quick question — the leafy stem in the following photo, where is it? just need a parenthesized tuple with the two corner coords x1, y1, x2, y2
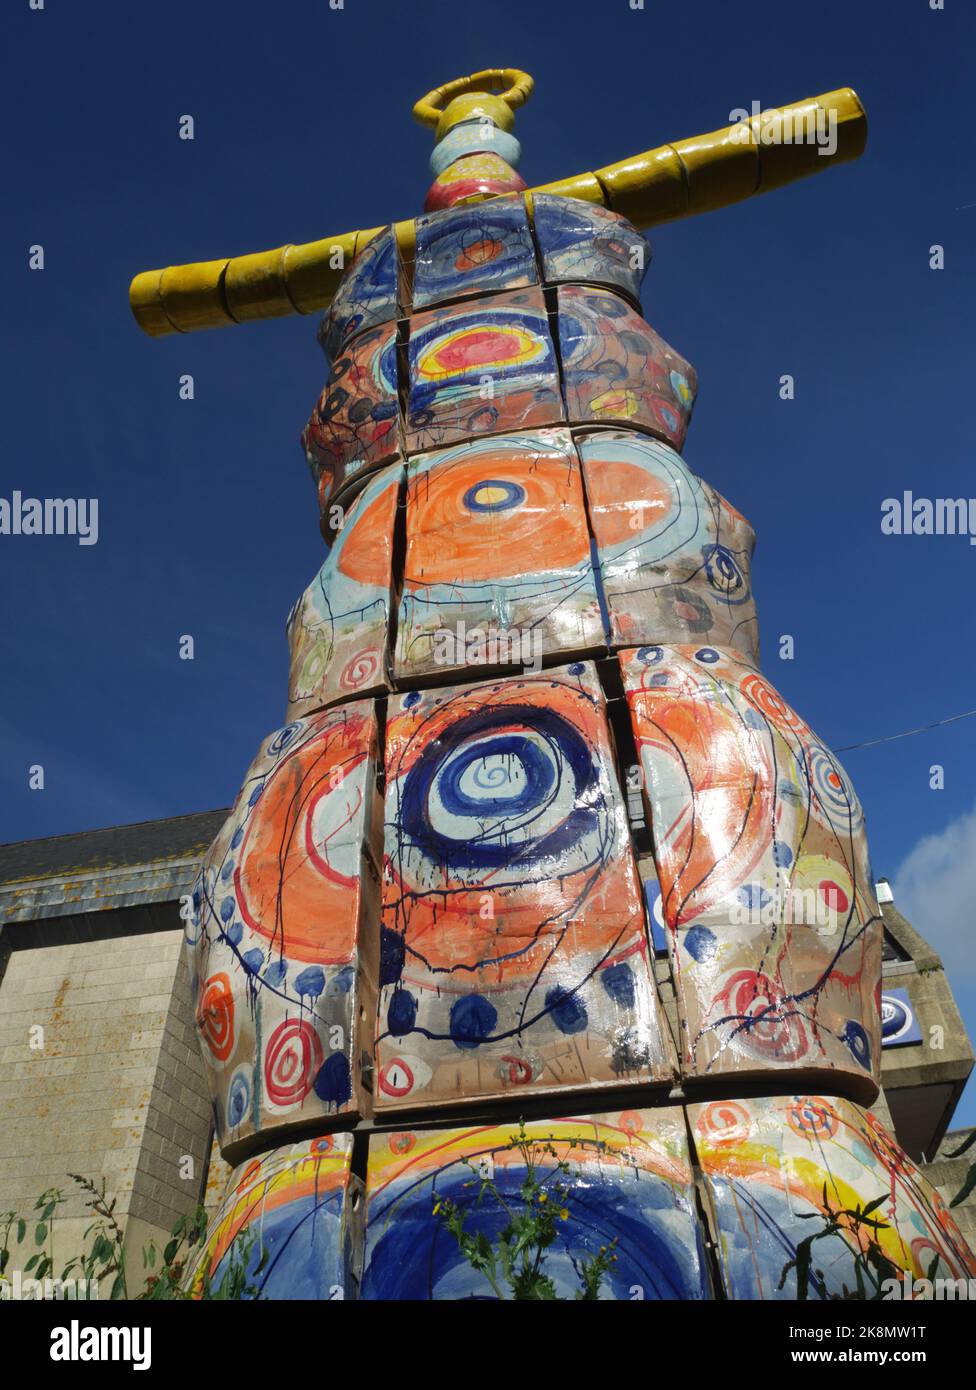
(433, 1120, 618, 1301)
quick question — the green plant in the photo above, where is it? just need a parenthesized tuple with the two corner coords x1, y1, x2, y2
(0, 1188, 64, 1288)
(144, 1209, 267, 1300)
(65, 1173, 130, 1298)
(141, 1203, 210, 1300)
(0, 1176, 264, 1300)
(0, 1207, 26, 1284)
(433, 1121, 618, 1300)
(777, 1187, 918, 1299)
(193, 1225, 267, 1300)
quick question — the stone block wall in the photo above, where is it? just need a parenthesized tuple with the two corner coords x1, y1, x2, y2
(0, 909, 213, 1293)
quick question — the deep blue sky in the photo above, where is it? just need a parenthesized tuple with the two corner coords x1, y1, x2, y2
(2, 1, 974, 1123)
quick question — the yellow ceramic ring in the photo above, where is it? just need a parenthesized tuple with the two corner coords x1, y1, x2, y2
(413, 68, 534, 136)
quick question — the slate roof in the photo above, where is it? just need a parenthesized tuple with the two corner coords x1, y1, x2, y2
(0, 809, 229, 885)
(0, 809, 229, 924)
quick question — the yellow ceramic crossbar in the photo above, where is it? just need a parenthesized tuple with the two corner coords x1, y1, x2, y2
(129, 87, 866, 338)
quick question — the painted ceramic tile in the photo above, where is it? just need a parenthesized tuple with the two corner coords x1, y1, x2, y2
(187, 702, 381, 1151)
(319, 227, 399, 364)
(428, 124, 522, 179)
(362, 1109, 707, 1299)
(424, 151, 527, 213)
(580, 430, 758, 662)
(394, 429, 604, 682)
(619, 645, 882, 1089)
(691, 1095, 976, 1300)
(405, 288, 562, 453)
(557, 286, 696, 449)
(302, 323, 400, 510)
(287, 463, 401, 716)
(412, 196, 537, 309)
(375, 663, 674, 1110)
(532, 194, 651, 302)
(189, 1133, 362, 1300)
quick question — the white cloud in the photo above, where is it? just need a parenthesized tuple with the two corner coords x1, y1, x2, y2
(893, 801, 976, 981)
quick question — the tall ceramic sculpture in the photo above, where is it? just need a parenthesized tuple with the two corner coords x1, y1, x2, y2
(131, 70, 976, 1299)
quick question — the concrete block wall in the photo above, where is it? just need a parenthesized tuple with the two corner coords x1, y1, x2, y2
(0, 917, 214, 1294)
(922, 1128, 976, 1253)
